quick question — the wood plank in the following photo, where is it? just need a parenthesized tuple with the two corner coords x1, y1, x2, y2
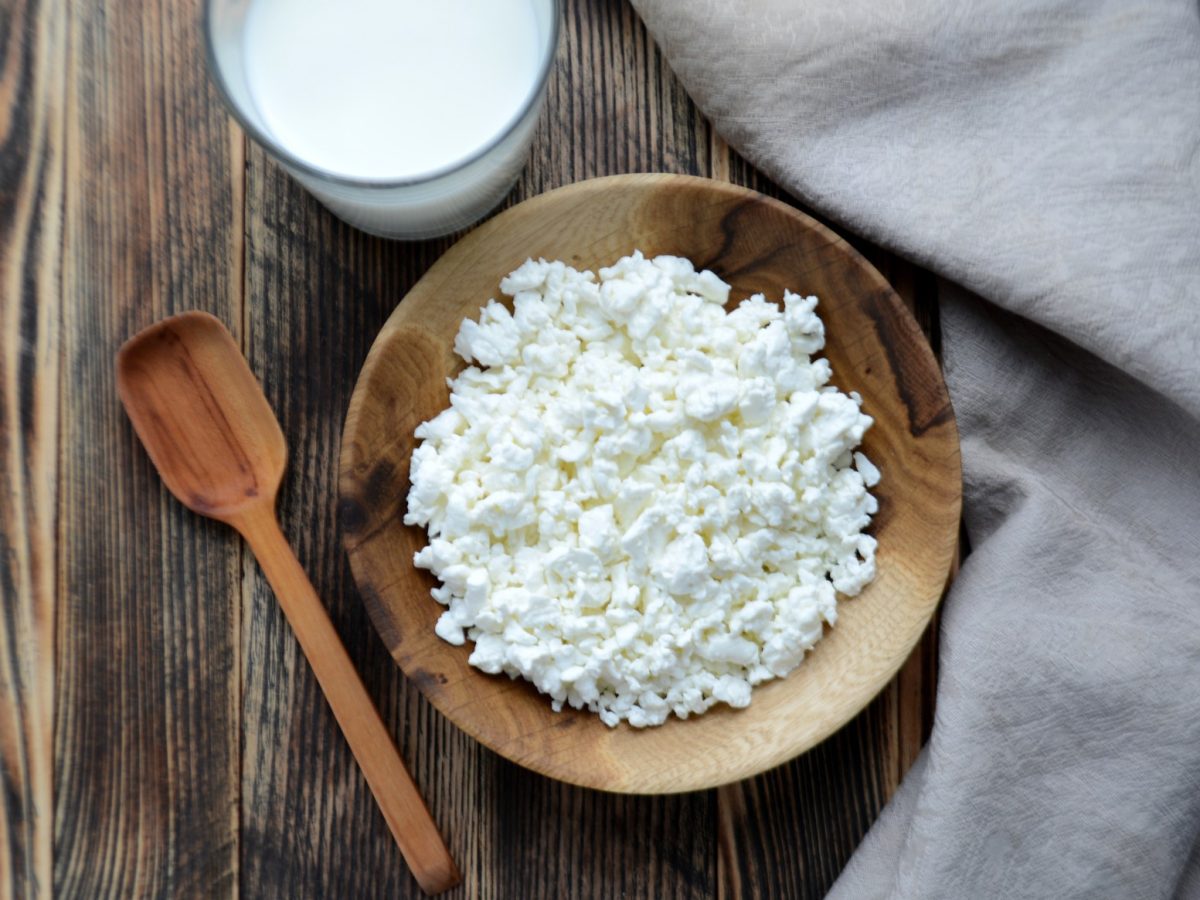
(0, 0, 65, 895)
(239, 153, 460, 896)
(239, 0, 717, 896)
(52, 0, 242, 894)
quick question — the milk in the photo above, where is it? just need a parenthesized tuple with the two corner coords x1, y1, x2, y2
(243, 0, 543, 180)
(207, 0, 555, 238)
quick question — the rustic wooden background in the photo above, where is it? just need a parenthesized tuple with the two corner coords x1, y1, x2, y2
(0, 0, 944, 896)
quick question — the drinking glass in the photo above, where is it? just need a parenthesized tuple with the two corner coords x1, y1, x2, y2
(204, 0, 560, 239)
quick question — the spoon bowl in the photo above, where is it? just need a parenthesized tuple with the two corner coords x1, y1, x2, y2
(117, 312, 284, 519)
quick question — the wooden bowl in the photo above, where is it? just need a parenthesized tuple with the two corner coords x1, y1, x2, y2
(338, 174, 960, 794)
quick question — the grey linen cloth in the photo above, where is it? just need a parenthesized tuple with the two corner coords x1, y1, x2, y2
(629, 1, 1200, 897)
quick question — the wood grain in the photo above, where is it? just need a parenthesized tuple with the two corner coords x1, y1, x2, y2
(53, 0, 243, 894)
(0, 0, 64, 894)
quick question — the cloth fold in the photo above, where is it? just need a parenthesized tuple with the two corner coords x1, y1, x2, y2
(629, 1, 1200, 896)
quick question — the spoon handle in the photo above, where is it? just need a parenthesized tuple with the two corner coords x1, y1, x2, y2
(235, 509, 460, 895)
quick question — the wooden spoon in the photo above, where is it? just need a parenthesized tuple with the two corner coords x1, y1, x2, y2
(116, 311, 459, 895)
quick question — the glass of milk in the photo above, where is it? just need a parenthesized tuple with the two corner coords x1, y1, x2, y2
(205, 0, 560, 239)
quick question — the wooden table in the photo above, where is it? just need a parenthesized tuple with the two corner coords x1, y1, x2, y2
(1, 0, 943, 896)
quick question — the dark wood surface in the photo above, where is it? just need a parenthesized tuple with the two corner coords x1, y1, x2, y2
(0, 0, 942, 897)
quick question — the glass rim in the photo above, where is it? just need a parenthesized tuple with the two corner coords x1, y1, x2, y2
(202, 0, 562, 188)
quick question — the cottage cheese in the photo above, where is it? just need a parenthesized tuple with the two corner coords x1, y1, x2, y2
(405, 253, 879, 727)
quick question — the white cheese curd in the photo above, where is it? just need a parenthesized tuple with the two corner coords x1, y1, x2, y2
(404, 252, 879, 727)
